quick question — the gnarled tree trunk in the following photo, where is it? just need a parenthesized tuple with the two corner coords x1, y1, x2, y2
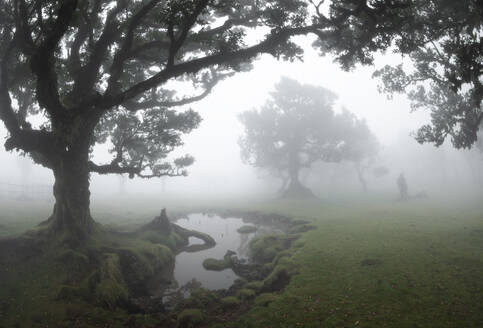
(40, 122, 97, 242)
(48, 155, 95, 239)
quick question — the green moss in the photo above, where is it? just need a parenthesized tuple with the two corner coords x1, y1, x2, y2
(186, 288, 219, 308)
(0, 225, 179, 327)
(253, 293, 278, 307)
(221, 296, 241, 308)
(244, 280, 264, 291)
(95, 253, 128, 308)
(237, 225, 257, 234)
(291, 219, 310, 226)
(55, 249, 89, 268)
(138, 229, 185, 250)
(177, 308, 204, 328)
(288, 224, 316, 234)
(237, 288, 256, 300)
(202, 257, 230, 271)
(56, 285, 81, 301)
(249, 234, 296, 263)
(118, 243, 173, 288)
(261, 257, 298, 293)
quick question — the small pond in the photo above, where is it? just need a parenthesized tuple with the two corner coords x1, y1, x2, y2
(173, 213, 278, 290)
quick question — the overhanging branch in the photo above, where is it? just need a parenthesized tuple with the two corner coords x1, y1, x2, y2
(88, 161, 187, 178)
(100, 24, 324, 110)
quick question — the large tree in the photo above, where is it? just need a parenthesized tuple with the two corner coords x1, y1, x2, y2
(0, 0, 481, 240)
(239, 77, 378, 197)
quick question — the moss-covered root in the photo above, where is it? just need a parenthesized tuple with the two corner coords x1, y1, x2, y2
(173, 223, 216, 253)
(202, 250, 235, 271)
(136, 210, 187, 250)
(177, 308, 204, 328)
(221, 296, 241, 309)
(237, 225, 257, 234)
(117, 243, 173, 294)
(94, 253, 129, 309)
(249, 234, 298, 263)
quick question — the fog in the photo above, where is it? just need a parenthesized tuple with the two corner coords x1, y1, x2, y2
(1, 37, 482, 205)
(1, 2, 482, 327)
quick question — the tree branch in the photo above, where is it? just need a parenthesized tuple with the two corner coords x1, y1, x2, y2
(30, 0, 78, 116)
(105, 0, 162, 96)
(100, 24, 323, 110)
(167, 0, 210, 67)
(88, 161, 186, 178)
(70, 2, 125, 100)
(1, 37, 57, 163)
(127, 15, 259, 61)
(123, 71, 229, 111)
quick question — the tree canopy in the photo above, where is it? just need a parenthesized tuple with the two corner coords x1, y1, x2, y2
(239, 77, 378, 197)
(368, 0, 482, 148)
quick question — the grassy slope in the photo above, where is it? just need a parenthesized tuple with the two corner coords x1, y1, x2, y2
(1, 195, 482, 327)
(223, 198, 483, 328)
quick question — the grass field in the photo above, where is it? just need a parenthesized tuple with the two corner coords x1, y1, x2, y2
(0, 194, 482, 327)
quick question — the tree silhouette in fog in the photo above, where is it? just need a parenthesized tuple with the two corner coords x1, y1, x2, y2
(0, 0, 480, 240)
(336, 111, 379, 192)
(239, 78, 378, 198)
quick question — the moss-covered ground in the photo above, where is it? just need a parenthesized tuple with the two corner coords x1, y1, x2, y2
(0, 194, 482, 327)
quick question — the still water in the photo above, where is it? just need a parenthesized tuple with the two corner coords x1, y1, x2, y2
(173, 213, 275, 290)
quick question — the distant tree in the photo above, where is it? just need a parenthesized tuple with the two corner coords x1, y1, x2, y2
(335, 110, 379, 192)
(0, 0, 480, 241)
(397, 172, 409, 200)
(239, 78, 378, 197)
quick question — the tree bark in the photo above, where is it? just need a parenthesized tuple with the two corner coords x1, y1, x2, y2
(44, 150, 95, 240)
(40, 123, 97, 242)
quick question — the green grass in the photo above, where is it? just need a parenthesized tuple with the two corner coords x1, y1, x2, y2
(222, 198, 483, 328)
(1, 195, 482, 327)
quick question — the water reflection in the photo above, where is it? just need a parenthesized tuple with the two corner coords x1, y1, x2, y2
(173, 213, 276, 290)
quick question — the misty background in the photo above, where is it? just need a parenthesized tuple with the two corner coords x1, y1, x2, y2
(1, 37, 482, 203)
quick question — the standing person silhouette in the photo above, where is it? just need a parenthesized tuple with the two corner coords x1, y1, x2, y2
(397, 173, 408, 200)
